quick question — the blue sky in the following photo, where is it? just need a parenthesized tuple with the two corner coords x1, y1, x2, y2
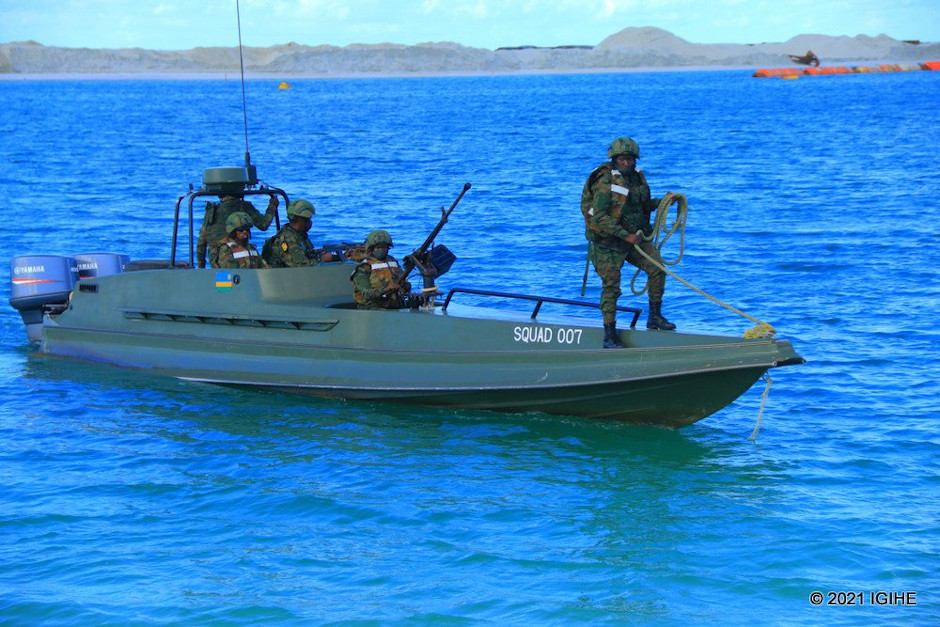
(1, 0, 937, 50)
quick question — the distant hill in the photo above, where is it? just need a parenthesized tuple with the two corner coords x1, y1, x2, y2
(1, 27, 937, 77)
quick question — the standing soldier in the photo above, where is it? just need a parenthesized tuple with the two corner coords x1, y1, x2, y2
(351, 230, 412, 309)
(582, 137, 676, 349)
(262, 199, 334, 267)
(197, 194, 278, 268)
(215, 212, 266, 269)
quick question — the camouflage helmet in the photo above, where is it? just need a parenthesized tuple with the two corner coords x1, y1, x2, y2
(608, 137, 640, 159)
(225, 211, 253, 234)
(287, 199, 315, 219)
(365, 229, 393, 248)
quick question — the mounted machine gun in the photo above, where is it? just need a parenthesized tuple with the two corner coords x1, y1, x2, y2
(401, 182, 471, 305)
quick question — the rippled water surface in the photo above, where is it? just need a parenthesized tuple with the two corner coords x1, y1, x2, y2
(1, 70, 939, 624)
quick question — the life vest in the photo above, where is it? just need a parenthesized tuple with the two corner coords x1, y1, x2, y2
(580, 163, 651, 238)
(352, 256, 402, 306)
(222, 239, 263, 269)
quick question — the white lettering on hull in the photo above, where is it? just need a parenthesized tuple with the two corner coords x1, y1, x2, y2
(513, 326, 583, 345)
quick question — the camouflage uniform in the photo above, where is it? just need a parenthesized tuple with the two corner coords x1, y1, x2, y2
(197, 195, 278, 268)
(582, 162, 667, 324)
(264, 224, 319, 268)
(344, 245, 369, 263)
(351, 254, 412, 309)
(351, 230, 412, 309)
(216, 236, 265, 269)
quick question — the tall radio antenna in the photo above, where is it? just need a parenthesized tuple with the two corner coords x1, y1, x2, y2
(236, 0, 251, 172)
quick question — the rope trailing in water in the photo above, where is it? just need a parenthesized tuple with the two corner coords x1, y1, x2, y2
(748, 374, 773, 441)
(631, 192, 777, 339)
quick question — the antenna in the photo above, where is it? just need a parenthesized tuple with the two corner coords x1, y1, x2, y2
(235, 0, 256, 184)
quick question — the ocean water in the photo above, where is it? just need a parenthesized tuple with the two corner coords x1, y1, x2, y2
(1, 69, 938, 624)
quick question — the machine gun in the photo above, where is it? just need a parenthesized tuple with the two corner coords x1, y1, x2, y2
(402, 182, 471, 303)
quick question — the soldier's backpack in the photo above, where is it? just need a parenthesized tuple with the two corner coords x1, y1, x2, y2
(580, 163, 612, 235)
(261, 235, 284, 268)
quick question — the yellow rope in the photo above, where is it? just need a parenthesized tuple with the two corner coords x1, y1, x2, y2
(629, 192, 689, 296)
(631, 192, 776, 339)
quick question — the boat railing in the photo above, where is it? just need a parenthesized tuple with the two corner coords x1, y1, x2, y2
(441, 287, 642, 327)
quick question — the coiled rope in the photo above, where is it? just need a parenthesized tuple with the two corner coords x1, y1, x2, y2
(629, 192, 689, 295)
(632, 192, 776, 340)
(640, 195, 777, 439)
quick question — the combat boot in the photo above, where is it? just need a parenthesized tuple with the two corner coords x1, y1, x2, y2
(603, 322, 625, 349)
(646, 302, 676, 331)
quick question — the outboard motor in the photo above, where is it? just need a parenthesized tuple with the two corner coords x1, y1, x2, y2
(9, 255, 77, 343)
(73, 253, 130, 279)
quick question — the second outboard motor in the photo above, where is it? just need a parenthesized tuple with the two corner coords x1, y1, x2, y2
(9, 255, 77, 343)
(74, 253, 130, 279)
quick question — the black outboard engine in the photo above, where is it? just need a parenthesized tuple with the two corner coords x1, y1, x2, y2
(9, 255, 77, 343)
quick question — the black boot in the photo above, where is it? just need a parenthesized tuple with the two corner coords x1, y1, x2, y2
(603, 322, 625, 348)
(647, 302, 676, 331)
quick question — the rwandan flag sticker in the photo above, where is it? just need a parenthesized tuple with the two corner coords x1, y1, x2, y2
(215, 271, 234, 292)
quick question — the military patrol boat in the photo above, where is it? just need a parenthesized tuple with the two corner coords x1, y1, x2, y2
(9, 165, 803, 429)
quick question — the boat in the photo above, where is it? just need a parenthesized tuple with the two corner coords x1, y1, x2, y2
(9, 163, 804, 429)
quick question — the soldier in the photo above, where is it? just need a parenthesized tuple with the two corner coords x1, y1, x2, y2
(581, 137, 676, 348)
(262, 199, 334, 267)
(215, 212, 266, 269)
(197, 193, 278, 268)
(350, 229, 412, 309)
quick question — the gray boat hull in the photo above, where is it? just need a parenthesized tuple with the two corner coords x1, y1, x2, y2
(37, 263, 804, 428)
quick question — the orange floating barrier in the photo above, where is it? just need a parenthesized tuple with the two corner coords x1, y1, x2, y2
(752, 67, 802, 78)
(804, 66, 851, 75)
(754, 62, 935, 78)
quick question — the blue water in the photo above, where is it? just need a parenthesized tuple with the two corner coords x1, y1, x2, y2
(1, 70, 939, 624)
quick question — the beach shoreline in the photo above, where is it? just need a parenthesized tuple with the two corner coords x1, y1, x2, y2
(4, 28, 934, 82)
(0, 64, 848, 81)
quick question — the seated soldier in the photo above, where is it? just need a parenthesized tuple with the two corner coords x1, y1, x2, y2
(214, 212, 266, 269)
(350, 230, 412, 309)
(262, 199, 334, 267)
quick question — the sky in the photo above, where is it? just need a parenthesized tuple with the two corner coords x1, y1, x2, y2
(0, 0, 937, 50)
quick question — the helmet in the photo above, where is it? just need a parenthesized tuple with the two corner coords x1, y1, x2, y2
(225, 211, 253, 234)
(365, 229, 393, 248)
(607, 137, 640, 159)
(287, 199, 315, 219)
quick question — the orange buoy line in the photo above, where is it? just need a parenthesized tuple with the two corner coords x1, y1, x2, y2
(753, 61, 940, 78)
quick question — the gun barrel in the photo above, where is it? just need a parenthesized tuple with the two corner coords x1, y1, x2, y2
(402, 182, 471, 280)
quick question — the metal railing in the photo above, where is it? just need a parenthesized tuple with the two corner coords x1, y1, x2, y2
(441, 287, 642, 327)
(170, 187, 290, 268)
